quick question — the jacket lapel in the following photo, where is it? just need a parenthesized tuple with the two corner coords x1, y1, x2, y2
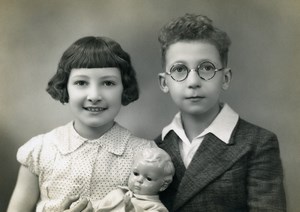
(173, 132, 250, 210)
(157, 132, 186, 181)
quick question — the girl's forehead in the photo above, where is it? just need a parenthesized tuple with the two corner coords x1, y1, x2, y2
(69, 67, 121, 77)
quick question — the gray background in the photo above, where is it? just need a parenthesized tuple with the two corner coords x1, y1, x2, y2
(0, 0, 299, 211)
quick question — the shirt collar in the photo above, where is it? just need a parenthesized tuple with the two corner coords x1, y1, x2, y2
(162, 103, 239, 144)
(118, 186, 160, 202)
(55, 122, 130, 155)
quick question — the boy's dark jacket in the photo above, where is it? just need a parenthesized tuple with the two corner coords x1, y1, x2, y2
(155, 118, 286, 212)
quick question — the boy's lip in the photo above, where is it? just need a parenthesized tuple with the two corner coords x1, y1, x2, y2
(185, 96, 205, 102)
(186, 96, 204, 99)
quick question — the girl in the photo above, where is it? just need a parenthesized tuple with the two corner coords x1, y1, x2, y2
(7, 36, 155, 212)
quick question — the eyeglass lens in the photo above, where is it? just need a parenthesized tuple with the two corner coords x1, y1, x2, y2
(170, 61, 217, 81)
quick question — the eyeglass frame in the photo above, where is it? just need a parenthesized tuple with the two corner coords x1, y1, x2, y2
(165, 61, 226, 82)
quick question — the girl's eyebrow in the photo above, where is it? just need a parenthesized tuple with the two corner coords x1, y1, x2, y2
(70, 75, 120, 79)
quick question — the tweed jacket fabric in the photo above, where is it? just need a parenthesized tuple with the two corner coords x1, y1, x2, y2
(155, 118, 286, 212)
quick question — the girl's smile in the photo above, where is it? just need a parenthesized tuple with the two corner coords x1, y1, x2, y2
(67, 67, 123, 139)
(83, 106, 108, 113)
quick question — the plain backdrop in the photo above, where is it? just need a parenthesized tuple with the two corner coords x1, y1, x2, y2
(0, 0, 299, 211)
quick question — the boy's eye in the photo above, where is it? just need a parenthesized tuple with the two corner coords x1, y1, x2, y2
(133, 172, 139, 176)
(74, 80, 88, 86)
(103, 80, 116, 87)
(200, 62, 215, 72)
(146, 177, 152, 181)
(172, 64, 187, 73)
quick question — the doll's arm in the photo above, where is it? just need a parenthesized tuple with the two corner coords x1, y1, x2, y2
(247, 133, 286, 211)
(7, 165, 39, 212)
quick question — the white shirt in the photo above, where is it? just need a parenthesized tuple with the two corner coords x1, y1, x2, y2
(161, 103, 239, 167)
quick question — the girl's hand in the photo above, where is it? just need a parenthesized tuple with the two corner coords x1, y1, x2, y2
(123, 194, 134, 212)
(61, 195, 94, 212)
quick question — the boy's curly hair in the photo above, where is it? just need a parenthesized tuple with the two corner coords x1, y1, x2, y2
(46, 36, 139, 106)
(158, 13, 231, 67)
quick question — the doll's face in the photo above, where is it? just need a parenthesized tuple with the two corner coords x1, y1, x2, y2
(128, 160, 166, 195)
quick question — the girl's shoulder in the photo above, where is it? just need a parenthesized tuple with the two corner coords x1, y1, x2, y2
(17, 122, 72, 166)
(114, 123, 156, 149)
(24, 122, 72, 145)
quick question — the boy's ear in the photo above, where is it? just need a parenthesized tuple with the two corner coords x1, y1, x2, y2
(158, 73, 169, 93)
(222, 68, 232, 90)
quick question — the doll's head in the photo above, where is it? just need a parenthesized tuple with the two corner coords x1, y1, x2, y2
(128, 147, 175, 196)
(46, 36, 139, 106)
(158, 13, 231, 67)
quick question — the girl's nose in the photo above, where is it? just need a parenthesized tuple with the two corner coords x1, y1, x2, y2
(187, 69, 202, 89)
(87, 87, 101, 103)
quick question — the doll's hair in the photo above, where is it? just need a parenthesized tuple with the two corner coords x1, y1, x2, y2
(158, 13, 231, 67)
(46, 36, 139, 105)
(135, 148, 175, 185)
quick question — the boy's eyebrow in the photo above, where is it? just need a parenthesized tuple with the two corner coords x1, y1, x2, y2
(171, 59, 220, 66)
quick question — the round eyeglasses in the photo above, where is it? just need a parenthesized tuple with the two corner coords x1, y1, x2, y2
(166, 61, 225, 82)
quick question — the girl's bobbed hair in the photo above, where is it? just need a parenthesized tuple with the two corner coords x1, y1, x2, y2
(46, 36, 139, 106)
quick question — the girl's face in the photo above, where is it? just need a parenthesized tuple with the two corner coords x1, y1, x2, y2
(159, 41, 231, 119)
(67, 68, 123, 139)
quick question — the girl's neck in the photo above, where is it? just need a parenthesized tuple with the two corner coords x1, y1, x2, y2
(181, 104, 221, 141)
(73, 121, 115, 140)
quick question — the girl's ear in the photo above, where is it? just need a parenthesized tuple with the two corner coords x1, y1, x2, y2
(158, 73, 169, 93)
(222, 68, 232, 90)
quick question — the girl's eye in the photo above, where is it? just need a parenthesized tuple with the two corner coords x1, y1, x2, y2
(146, 177, 152, 181)
(103, 81, 116, 87)
(74, 81, 87, 86)
(133, 172, 139, 176)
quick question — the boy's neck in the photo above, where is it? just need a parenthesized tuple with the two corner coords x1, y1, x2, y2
(180, 105, 221, 141)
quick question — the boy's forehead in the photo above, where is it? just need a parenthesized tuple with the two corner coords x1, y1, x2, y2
(165, 41, 221, 65)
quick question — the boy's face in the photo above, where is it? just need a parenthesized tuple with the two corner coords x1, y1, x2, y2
(159, 41, 231, 118)
(128, 160, 166, 195)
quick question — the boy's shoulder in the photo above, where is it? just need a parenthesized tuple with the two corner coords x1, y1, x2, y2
(235, 118, 276, 138)
(155, 117, 277, 145)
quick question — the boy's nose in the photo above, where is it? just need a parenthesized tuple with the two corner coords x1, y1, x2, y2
(187, 69, 202, 88)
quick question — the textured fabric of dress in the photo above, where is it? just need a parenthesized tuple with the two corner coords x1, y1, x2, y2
(17, 122, 155, 211)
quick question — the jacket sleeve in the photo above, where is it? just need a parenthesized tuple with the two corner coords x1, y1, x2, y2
(247, 131, 286, 211)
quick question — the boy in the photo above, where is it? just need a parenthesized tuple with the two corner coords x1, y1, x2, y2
(94, 147, 175, 211)
(155, 13, 286, 212)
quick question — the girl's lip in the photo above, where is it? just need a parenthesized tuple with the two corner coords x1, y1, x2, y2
(83, 107, 107, 112)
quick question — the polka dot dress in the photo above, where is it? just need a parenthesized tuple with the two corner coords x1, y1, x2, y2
(17, 122, 155, 211)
